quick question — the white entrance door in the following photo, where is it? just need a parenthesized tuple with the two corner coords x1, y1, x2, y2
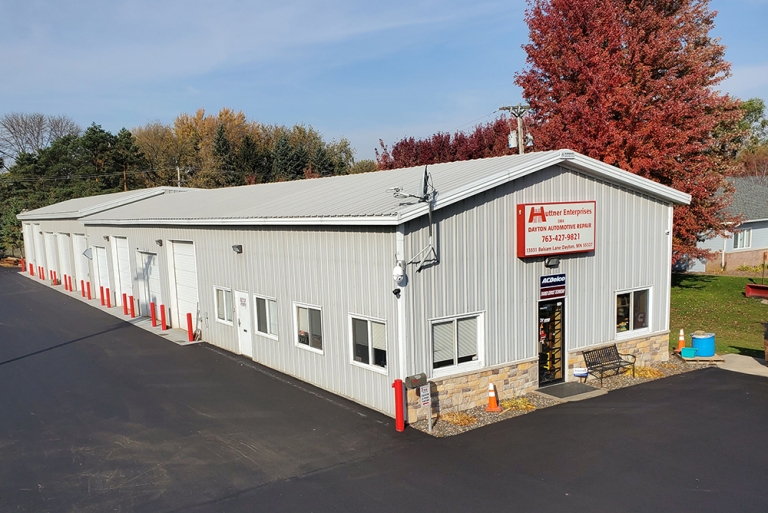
(169, 241, 199, 329)
(113, 236, 132, 305)
(235, 291, 253, 357)
(137, 251, 162, 317)
(43, 232, 58, 280)
(72, 234, 89, 291)
(94, 246, 110, 300)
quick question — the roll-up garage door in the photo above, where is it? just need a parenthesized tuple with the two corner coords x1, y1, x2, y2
(72, 234, 89, 291)
(43, 232, 59, 280)
(137, 251, 162, 317)
(94, 246, 110, 300)
(23, 224, 34, 266)
(113, 236, 132, 306)
(33, 225, 45, 274)
(170, 241, 199, 329)
(56, 233, 72, 282)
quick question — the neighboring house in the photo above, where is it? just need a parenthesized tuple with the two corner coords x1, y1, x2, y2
(688, 177, 768, 273)
(18, 150, 690, 421)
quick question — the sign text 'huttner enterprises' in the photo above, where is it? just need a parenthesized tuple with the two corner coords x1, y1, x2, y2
(516, 201, 596, 258)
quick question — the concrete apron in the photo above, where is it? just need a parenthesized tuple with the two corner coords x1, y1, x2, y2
(18, 271, 196, 347)
(717, 353, 768, 378)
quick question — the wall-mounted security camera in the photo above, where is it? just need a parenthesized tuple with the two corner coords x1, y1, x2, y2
(393, 288, 401, 297)
(392, 260, 406, 286)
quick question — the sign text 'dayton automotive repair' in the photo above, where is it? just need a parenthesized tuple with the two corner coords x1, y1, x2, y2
(516, 201, 596, 258)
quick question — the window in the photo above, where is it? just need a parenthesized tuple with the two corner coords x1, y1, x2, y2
(616, 288, 649, 334)
(295, 303, 323, 352)
(431, 314, 481, 371)
(255, 295, 278, 338)
(350, 316, 387, 370)
(215, 287, 233, 324)
(734, 229, 751, 249)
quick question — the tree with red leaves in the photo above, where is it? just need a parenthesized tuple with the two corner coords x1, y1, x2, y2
(515, 0, 744, 261)
(376, 117, 519, 170)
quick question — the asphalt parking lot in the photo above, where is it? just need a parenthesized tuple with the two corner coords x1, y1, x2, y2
(2, 266, 767, 513)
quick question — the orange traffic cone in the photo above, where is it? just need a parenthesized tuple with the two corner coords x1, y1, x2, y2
(676, 329, 685, 353)
(485, 383, 502, 412)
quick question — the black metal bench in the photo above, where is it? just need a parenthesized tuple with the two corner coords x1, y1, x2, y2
(582, 345, 636, 385)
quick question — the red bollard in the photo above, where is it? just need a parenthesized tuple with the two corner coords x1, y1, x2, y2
(392, 379, 405, 432)
(69, 276, 73, 292)
(122, 293, 128, 315)
(86, 282, 92, 300)
(186, 312, 194, 342)
(40, 267, 44, 280)
(81, 280, 85, 297)
(129, 296, 135, 318)
(63, 274, 68, 291)
(160, 305, 167, 330)
(150, 302, 157, 327)
(106, 288, 111, 308)
(52, 270, 57, 284)
(20, 258, 25, 272)
(30, 263, 35, 276)
(99, 286, 105, 305)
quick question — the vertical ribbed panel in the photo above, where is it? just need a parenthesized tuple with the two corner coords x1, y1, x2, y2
(79, 223, 398, 415)
(404, 165, 673, 378)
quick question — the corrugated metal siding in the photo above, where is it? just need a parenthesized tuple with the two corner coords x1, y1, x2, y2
(403, 165, 673, 378)
(83, 224, 399, 415)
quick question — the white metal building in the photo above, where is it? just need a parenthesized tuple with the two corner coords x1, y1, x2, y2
(18, 150, 690, 419)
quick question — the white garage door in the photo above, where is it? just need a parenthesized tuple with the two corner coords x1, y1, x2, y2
(137, 251, 162, 317)
(56, 233, 72, 282)
(43, 232, 59, 280)
(94, 246, 110, 300)
(23, 224, 34, 267)
(33, 224, 45, 272)
(72, 234, 89, 291)
(113, 236, 132, 306)
(170, 241, 199, 329)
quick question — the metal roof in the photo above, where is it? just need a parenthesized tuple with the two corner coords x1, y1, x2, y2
(726, 177, 768, 223)
(17, 187, 190, 220)
(77, 150, 690, 227)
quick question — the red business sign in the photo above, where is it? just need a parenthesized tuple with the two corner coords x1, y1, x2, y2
(517, 201, 596, 258)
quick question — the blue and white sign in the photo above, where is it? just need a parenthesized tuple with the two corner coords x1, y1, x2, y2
(540, 274, 566, 299)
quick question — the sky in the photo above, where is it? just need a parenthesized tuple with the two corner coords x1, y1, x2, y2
(1, 0, 767, 161)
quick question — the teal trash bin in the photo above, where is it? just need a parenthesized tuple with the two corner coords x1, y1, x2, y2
(691, 333, 715, 357)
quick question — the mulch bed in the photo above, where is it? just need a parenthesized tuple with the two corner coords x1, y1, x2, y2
(408, 355, 712, 438)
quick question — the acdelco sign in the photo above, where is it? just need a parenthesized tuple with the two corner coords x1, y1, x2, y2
(540, 273, 566, 300)
(516, 201, 596, 258)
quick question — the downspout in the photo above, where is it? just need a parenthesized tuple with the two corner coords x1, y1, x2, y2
(396, 224, 408, 381)
(722, 237, 726, 270)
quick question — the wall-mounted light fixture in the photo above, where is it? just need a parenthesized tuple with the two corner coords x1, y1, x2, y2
(544, 257, 560, 268)
(232, 244, 243, 254)
(155, 239, 163, 246)
(103, 235, 110, 241)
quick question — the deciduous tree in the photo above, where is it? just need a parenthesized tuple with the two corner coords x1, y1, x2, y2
(515, 0, 743, 261)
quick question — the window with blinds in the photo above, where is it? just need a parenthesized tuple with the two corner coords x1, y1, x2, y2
(351, 316, 387, 369)
(432, 315, 479, 369)
(255, 295, 278, 337)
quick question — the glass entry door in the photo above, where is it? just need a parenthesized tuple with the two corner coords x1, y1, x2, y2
(538, 299, 565, 386)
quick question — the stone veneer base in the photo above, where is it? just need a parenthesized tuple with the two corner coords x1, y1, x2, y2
(406, 331, 669, 423)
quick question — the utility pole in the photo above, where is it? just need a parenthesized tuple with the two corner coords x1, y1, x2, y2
(499, 103, 530, 154)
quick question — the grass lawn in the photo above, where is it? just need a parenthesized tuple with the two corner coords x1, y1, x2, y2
(670, 274, 768, 357)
